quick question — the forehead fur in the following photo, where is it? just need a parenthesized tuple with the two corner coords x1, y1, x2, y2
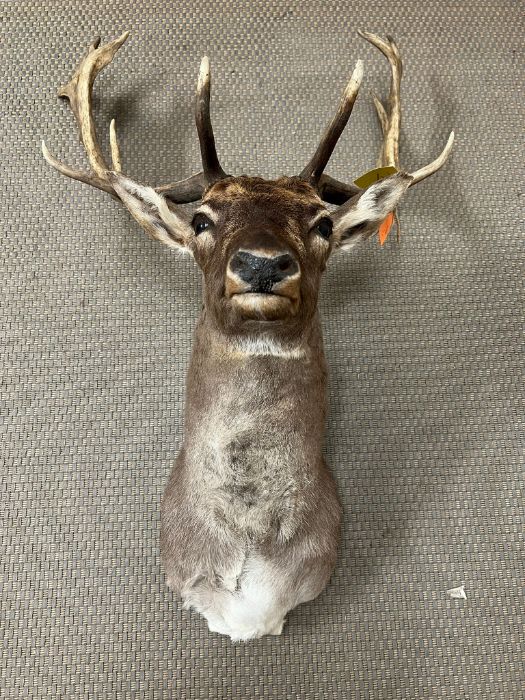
(203, 176, 324, 215)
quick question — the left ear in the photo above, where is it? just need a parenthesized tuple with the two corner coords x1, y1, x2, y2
(332, 172, 412, 249)
(108, 172, 193, 251)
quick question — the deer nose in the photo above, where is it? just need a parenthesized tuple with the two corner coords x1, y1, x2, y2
(229, 251, 299, 293)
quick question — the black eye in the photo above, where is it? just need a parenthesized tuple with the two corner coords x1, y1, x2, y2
(192, 212, 213, 235)
(314, 217, 333, 240)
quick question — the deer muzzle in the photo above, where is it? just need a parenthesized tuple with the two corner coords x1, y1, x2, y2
(226, 237, 301, 320)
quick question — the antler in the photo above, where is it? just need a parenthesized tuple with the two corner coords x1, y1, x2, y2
(42, 33, 129, 197)
(355, 31, 454, 238)
(358, 30, 454, 183)
(42, 33, 228, 204)
(308, 32, 454, 209)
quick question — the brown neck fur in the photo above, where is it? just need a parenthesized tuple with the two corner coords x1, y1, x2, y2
(185, 307, 328, 443)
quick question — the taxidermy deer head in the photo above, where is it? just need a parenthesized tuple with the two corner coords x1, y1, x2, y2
(43, 31, 453, 641)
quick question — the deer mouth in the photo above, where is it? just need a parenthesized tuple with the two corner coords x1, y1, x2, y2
(230, 291, 299, 321)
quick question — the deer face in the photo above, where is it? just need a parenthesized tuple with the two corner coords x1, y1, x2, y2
(191, 176, 332, 336)
(109, 169, 413, 342)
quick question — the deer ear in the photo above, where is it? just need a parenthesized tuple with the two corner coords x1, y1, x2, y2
(109, 173, 192, 251)
(332, 172, 412, 249)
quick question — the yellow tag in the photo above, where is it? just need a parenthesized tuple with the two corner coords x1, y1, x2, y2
(353, 166, 397, 189)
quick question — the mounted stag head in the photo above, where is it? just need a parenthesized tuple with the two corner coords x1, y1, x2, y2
(43, 31, 454, 640)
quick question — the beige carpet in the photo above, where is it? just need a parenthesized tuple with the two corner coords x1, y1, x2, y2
(1, 1, 523, 697)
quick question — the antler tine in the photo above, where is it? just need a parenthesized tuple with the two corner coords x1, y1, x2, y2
(41, 140, 115, 195)
(300, 60, 364, 186)
(371, 92, 388, 143)
(195, 56, 227, 182)
(148, 56, 230, 202)
(109, 119, 122, 172)
(410, 130, 455, 184)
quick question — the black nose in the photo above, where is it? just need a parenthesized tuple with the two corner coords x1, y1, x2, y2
(229, 251, 298, 293)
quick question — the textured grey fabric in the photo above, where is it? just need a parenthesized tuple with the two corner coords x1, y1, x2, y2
(1, 1, 523, 698)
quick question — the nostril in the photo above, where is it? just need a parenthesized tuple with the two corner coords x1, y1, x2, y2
(230, 252, 254, 278)
(275, 254, 297, 278)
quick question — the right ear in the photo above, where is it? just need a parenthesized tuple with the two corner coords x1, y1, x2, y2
(109, 172, 193, 252)
(331, 172, 412, 249)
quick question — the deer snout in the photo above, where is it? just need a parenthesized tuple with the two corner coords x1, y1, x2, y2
(229, 251, 298, 293)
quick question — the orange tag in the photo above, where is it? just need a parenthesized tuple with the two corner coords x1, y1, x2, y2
(378, 211, 394, 246)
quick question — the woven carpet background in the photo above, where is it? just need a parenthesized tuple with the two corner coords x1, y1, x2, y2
(1, 1, 523, 698)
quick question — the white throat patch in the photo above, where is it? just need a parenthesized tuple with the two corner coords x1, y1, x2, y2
(230, 336, 306, 359)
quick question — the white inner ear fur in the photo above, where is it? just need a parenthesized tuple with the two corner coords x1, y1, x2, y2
(111, 174, 192, 251)
(333, 173, 412, 247)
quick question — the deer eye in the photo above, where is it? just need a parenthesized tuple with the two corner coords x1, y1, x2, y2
(192, 213, 213, 235)
(313, 217, 333, 240)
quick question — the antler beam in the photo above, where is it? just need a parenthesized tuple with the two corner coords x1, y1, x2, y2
(42, 33, 130, 198)
(357, 31, 454, 238)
